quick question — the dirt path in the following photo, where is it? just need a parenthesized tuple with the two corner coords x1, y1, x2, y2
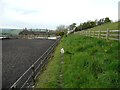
(57, 54, 64, 88)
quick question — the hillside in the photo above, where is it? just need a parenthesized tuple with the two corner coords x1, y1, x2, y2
(86, 22, 118, 31)
(36, 34, 119, 88)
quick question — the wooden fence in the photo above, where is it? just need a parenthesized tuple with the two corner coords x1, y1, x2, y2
(74, 29, 120, 41)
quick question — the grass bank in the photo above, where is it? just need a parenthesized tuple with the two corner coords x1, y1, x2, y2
(36, 34, 120, 88)
(86, 22, 118, 31)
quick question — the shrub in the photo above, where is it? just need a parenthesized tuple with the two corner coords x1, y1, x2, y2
(56, 32, 64, 37)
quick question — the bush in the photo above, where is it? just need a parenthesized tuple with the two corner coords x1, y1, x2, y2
(56, 32, 64, 37)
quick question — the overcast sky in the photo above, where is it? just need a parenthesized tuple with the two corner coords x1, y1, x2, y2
(0, 0, 119, 30)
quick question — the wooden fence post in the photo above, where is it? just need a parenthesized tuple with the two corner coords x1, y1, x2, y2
(11, 84, 17, 89)
(118, 31, 120, 41)
(93, 30, 94, 37)
(31, 65, 35, 86)
(93, 31, 94, 37)
(106, 28, 109, 40)
(91, 31, 92, 37)
(89, 30, 91, 37)
(92, 31, 93, 37)
(86, 31, 87, 36)
(98, 29, 101, 38)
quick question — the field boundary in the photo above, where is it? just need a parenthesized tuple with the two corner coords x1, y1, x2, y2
(10, 37, 61, 89)
(74, 29, 120, 41)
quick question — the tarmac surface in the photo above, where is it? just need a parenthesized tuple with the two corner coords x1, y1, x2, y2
(2, 39, 56, 88)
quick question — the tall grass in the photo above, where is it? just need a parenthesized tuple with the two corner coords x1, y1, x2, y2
(63, 35, 119, 88)
(36, 34, 120, 88)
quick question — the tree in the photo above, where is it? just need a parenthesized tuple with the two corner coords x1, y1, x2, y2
(69, 23, 76, 30)
(97, 18, 105, 25)
(56, 25, 67, 32)
(104, 17, 111, 23)
(56, 25, 67, 36)
(89, 21, 96, 28)
(74, 27, 79, 31)
(19, 27, 29, 35)
(56, 32, 64, 37)
(79, 23, 83, 31)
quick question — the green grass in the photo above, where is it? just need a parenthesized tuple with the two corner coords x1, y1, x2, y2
(86, 22, 118, 31)
(35, 42, 63, 88)
(36, 34, 119, 88)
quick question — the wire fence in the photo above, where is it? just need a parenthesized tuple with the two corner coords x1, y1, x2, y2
(10, 37, 61, 89)
(74, 29, 120, 41)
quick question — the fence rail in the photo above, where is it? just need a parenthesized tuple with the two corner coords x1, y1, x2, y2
(10, 37, 61, 89)
(74, 29, 120, 41)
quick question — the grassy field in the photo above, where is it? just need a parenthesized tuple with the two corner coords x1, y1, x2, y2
(36, 34, 120, 88)
(86, 22, 118, 31)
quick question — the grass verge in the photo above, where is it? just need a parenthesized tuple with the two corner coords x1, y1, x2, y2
(35, 39, 63, 88)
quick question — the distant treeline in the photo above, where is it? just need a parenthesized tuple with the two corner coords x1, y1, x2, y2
(75, 17, 111, 31)
(55, 17, 112, 37)
(19, 28, 57, 36)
